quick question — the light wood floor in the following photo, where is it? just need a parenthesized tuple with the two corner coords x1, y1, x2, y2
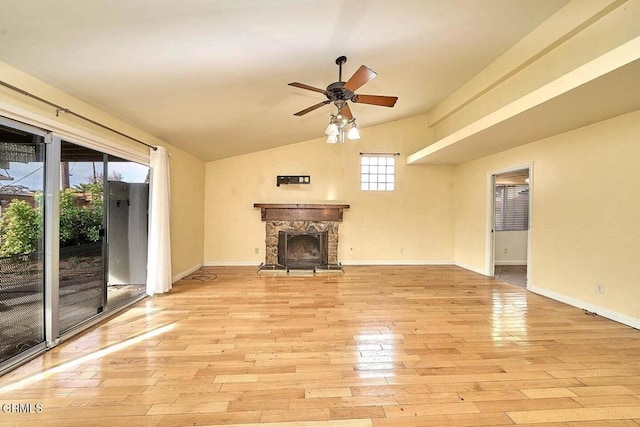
(1, 265, 640, 426)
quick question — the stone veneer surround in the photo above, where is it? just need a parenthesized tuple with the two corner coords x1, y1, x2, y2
(265, 220, 339, 265)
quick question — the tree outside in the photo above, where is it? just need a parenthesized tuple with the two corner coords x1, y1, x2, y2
(0, 199, 42, 256)
(0, 181, 106, 257)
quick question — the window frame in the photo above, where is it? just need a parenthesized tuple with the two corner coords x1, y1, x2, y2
(360, 153, 396, 192)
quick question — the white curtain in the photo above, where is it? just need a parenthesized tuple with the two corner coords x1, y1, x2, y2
(146, 146, 172, 295)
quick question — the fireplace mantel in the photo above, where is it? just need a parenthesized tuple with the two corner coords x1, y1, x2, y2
(254, 203, 350, 222)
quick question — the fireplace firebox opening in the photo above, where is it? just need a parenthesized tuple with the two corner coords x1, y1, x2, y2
(278, 231, 328, 270)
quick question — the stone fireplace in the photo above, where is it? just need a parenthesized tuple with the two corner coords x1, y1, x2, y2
(267, 221, 336, 266)
(254, 203, 349, 270)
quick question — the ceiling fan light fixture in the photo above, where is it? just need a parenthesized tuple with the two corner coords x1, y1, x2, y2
(289, 56, 398, 145)
(347, 122, 360, 140)
(325, 123, 339, 136)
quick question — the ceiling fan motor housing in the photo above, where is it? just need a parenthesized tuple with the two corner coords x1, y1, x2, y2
(325, 81, 354, 102)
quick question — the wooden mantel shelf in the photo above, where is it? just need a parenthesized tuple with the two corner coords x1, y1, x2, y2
(254, 203, 350, 222)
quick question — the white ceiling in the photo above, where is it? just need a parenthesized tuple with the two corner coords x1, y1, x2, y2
(0, 0, 569, 161)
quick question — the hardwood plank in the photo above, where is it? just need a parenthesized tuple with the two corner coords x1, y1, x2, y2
(521, 387, 579, 399)
(373, 412, 513, 426)
(382, 402, 480, 417)
(260, 408, 331, 423)
(330, 406, 386, 420)
(306, 387, 352, 398)
(157, 410, 261, 426)
(474, 397, 582, 413)
(0, 416, 164, 427)
(574, 395, 640, 408)
(507, 406, 640, 424)
(227, 421, 373, 427)
(569, 385, 637, 396)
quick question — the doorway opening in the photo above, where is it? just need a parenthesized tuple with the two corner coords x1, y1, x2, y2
(490, 166, 530, 288)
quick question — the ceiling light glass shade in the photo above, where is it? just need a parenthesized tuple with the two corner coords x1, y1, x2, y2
(347, 125, 360, 140)
(325, 123, 339, 136)
(326, 134, 338, 143)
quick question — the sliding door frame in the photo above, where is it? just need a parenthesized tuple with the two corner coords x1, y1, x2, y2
(0, 106, 151, 374)
(53, 135, 149, 342)
(0, 116, 50, 372)
(45, 135, 60, 345)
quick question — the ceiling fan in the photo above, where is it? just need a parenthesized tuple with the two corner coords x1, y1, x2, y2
(288, 56, 398, 120)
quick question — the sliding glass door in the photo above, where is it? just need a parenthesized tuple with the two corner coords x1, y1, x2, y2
(58, 141, 106, 334)
(0, 120, 47, 366)
(57, 144, 150, 334)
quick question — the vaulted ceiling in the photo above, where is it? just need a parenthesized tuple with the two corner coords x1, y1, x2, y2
(0, 0, 569, 161)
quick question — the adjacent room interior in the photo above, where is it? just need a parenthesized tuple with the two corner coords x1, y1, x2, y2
(0, 0, 639, 425)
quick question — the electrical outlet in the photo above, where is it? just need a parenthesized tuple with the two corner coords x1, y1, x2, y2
(400, 248, 404, 254)
(503, 248, 508, 254)
(254, 247, 259, 254)
(595, 283, 605, 294)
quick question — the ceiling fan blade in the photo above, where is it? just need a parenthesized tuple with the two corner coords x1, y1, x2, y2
(294, 100, 330, 116)
(288, 82, 327, 94)
(353, 94, 398, 107)
(343, 65, 377, 92)
(340, 103, 353, 120)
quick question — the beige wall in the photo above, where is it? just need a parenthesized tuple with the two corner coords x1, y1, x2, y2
(204, 115, 455, 265)
(0, 61, 205, 278)
(454, 110, 640, 321)
(167, 148, 206, 278)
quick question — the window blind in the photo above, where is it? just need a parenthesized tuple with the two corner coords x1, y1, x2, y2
(495, 185, 529, 231)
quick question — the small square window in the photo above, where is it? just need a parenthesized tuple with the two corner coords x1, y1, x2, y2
(360, 154, 395, 191)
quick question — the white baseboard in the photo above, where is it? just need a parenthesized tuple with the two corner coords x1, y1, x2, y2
(203, 260, 455, 267)
(529, 285, 640, 330)
(172, 263, 202, 283)
(341, 260, 454, 266)
(203, 261, 260, 267)
(495, 260, 528, 266)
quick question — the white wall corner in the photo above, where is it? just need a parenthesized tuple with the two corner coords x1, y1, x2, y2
(172, 263, 203, 283)
(454, 262, 488, 276)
